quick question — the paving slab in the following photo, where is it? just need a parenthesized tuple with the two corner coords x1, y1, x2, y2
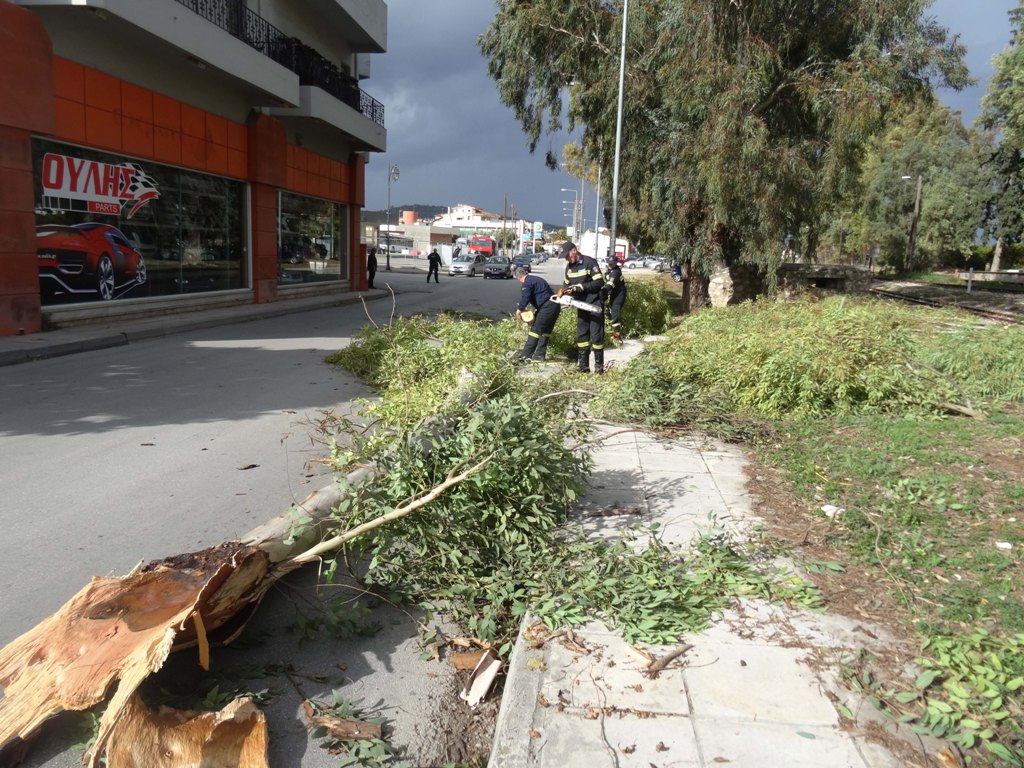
(692, 720, 869, 768)
(489, 425, 907, 768)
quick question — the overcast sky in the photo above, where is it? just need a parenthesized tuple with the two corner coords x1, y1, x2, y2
(364, 0, 1018, 226)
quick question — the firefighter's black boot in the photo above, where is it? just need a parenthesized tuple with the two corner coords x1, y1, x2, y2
(577, 348, 591, 373)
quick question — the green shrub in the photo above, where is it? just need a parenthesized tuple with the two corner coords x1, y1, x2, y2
(594, 296, 1024, 423)
(620, 276, 673, 337)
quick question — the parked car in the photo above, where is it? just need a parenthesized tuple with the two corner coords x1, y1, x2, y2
(483, 256, 513, 279)
(448, 252, 486, 276)
(511, 254, 533, 272)
(644, 255, 665, 270)
(36, 222, 147, 301)
(623, 256, 644, 269)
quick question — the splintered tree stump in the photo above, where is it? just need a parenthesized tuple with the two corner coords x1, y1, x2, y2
(0, 451, 491, 766)
(105, 694, 269, 768)
(0, 544, 273, 768)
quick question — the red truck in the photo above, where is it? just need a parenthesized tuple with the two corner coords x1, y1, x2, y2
(468, 235, 497, 257)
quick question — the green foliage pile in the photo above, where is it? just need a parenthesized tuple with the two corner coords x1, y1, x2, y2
(326, 313, 523, 426)
(601, 297, 1024, 421)
(325, 313, 820, 654)
(618, 276, 673, 337)
(538, 275, 673, 357)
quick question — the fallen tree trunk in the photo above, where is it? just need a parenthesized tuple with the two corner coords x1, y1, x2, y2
(0, 457, 490, 767)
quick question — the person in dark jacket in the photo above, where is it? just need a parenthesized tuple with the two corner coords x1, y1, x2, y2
(427, 249, 442, 283)
(514, 267, 561, 360)
(367, 247, 377, 289)
(603, 255, 627, 341)
(558, 241, 605, 372)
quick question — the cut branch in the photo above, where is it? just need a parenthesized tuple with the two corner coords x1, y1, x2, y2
(289, 454, 493, 566)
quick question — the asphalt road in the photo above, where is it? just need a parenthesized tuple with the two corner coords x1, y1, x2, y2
(0, 262, 564, 767)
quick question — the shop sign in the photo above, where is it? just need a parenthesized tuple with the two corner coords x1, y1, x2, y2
(40, 152, 161, 219)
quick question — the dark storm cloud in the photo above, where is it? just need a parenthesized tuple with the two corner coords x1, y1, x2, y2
(365, 0, 585, 227)
(365, 0, 1016, 223)
(931, 0, 1017, 124)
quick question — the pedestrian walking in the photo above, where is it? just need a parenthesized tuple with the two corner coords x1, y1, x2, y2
(427, 248, 442, 283)
(558, 241, 606, 373)
(513, 267, 560, 360)
(367, 247, 377, 289)
(603, 255, 627, 342)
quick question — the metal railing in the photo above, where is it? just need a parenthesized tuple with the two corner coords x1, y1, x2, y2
(173, 0, 385, 127)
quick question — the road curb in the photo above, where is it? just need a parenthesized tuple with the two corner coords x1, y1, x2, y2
(487, 613, 543, 768)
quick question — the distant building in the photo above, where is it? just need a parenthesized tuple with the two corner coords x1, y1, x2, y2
(365, 202, 534, 257)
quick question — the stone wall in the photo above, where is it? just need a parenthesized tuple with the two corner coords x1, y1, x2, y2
(707, 263, 872, 307)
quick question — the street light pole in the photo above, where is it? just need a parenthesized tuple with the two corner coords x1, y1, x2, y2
(608, 0, 629, 262)
(386, 163, 399, 271)
(561, 187, 579, 239)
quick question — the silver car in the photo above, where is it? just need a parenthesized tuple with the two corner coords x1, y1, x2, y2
(448, 252, 486, 276)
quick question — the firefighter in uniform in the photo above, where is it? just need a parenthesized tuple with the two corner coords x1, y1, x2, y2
(558, 241, 606, 373)
(603, 255, 627, 342)
(514, 267, 561, 360)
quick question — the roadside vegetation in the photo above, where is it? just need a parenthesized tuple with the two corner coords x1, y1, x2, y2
(593, 295, 1024, 766)
(321, 279, 814, 658)
(318, 286, 1023, 765)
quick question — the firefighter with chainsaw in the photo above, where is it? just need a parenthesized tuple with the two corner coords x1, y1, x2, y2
(514, 267, 561, 360)
(557, 241, 606, 373)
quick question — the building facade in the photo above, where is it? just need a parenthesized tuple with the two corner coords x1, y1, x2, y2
(0, 0, 386, 337)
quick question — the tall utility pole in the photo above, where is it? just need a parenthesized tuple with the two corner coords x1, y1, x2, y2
(608, 0, 629, 262)
(386, 163, 399, 271)
(561, 187, 579, 239)
(502, 193, 508, 256)
(578, 175, 585, 236)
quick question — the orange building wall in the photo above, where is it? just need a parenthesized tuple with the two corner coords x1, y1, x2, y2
(51, 57, 250, 180)
(0, 35, 369, 334)
(0, 1, 55, 335)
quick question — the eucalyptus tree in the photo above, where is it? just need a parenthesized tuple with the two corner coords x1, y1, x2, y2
(839, 103, 990, 271)
(480, 0, 968, 275)
(978, 1, 1024, 271)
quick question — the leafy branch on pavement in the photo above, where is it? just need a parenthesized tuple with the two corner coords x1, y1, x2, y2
(323, 314, 822, 657)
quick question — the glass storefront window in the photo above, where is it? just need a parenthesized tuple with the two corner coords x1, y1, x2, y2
(32, 139, 246, 305)
(278, 192, 348, 286)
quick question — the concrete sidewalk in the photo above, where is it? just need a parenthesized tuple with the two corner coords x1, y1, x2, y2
(488, 423, 912, 768)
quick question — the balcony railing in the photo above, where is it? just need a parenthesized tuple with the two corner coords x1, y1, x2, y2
(173, 0, 385, 127)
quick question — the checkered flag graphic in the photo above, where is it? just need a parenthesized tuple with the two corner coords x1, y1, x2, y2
(121, 163, 160, 219)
